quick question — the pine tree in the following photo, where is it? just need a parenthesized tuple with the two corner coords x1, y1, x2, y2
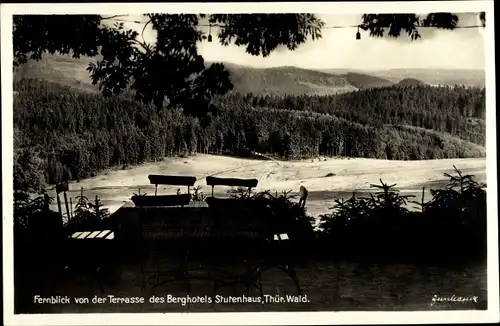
(73, 187, 90, 229)
(88, 195, 110, 229)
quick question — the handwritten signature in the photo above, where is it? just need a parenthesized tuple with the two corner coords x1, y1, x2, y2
(430, 294, 479, 306)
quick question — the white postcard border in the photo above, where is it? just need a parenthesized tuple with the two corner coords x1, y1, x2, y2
(2, 1, 498, 325)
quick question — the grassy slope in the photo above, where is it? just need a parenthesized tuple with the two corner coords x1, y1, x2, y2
(226, 65, 354, 95)
(14, 55, 100, 93)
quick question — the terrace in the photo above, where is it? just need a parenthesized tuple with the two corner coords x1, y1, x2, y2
(14, 170, 487, 313)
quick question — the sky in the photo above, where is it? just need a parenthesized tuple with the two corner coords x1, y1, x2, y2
(119, 13, 485, 71)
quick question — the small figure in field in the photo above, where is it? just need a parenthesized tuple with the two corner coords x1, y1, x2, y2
(299, 185, 308, 209)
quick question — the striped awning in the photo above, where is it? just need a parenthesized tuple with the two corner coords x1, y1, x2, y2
(70, 230, 114, 240)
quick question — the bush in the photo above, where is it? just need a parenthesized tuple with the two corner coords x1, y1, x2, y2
(231, 189, 316, 243)
(13, 166, 486, 264)
(317, 166, 487, 260)
(68, 190, 111, 232)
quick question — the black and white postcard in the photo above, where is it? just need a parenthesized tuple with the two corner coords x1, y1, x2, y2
(2, 1, 498, 325)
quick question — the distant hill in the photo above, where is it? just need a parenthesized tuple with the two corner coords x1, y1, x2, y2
(395, 78, 427, 87)
(14, 54, 100, 93)
(340, 72, 394, 89)
(365, 69, 485, 88)
(313, 69, 395, 89)
(319, 68, 485, 88)
(14, 55, 396, 97)
(222, 63, 396, 95)
(14, 55, 484, 98)
(223, 64, 358, 96)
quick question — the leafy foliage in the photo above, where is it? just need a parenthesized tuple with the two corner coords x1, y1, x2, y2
(13, 13, 479, 116)
(13, 14, 325, 117)
(360, 13, 474, 40)
(13, 15, 102, 66)
(14, 192, 51, 233)
(208, 14, 324, 56)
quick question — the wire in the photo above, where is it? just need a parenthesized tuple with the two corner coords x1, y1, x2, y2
(106, 17, 484, 29)
(197, 23, 484, 29)
(320, 24, 484, 29)
(109, 18, 148, 24)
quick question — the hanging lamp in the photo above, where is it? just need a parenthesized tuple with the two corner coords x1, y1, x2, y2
(208, 24, 213, 42)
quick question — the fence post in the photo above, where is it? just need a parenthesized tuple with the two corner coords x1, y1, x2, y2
(56, 194, 62, 216)
(43, 193, 50, 212)
(95, 195, 99, 220)
(64, 191, 71, 222)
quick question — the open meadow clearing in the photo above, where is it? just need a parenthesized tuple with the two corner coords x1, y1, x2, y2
(47, 154, 487, 220)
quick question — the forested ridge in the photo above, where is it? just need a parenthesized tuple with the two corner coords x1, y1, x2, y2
(219, 85, 485, 145)
(14, 78, 485, 187)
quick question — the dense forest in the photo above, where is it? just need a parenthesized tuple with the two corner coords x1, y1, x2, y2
(219, 85, 486, 145)
(14, 78, 486, 188)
